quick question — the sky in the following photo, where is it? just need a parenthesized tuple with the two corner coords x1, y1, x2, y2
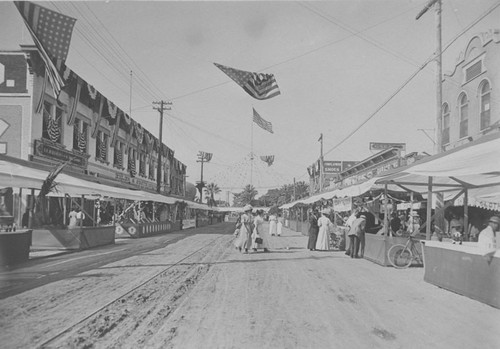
(1, 0, 499, 201)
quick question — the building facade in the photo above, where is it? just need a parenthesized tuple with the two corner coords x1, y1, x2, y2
(441, 29, 500, 150)
(0, 47, 186, 198)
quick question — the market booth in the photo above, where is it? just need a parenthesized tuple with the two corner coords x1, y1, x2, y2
(375, 134, 500, 307)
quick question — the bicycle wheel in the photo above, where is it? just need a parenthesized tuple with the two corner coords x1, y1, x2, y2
(387, 244, 413, 269)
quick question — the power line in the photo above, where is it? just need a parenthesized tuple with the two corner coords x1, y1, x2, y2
(323, 1, 500, 158)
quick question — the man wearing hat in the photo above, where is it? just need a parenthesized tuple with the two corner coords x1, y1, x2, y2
(347, 214, 367, 258)
(478, 216, 500, 261)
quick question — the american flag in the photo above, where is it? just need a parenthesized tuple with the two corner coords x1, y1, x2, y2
(14, 1, 76, 98)
(214, 63, 280, 100)
(260, 155, 275, 166)
(253, 108, 273, 134)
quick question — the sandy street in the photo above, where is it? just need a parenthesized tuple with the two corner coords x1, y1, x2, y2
(0, 222, 499, 349)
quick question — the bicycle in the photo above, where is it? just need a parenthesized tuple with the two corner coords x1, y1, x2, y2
(387, 235, 424, 269)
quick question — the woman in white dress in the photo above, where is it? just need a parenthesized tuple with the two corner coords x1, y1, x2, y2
(315, 208, 333, 251)
(252, 210, 270, 252)
(277, 213, 283, 236)
(269, 214, 278, 236)
(234, 205, 253, 254)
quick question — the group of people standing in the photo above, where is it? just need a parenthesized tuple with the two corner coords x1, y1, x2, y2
(234, 205, 274, 254)
(307, 208, 335, 251)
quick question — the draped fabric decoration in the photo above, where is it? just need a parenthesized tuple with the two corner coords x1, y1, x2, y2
(316, 160, 321, 173)
(77, 130, 86, 153)
(87, 83, 98, 100)
(109, 108, 122, 147)
(128, 151, 136, 177)
(66, 73, 82, 126)
(307, 166, 312, 177)
(149, 158, 155, 180)
(114, 146, 123, 168)
(133, 121, 144, 144)
(260, 155, 274, 166)
(145, 132, 154, 154)
(106, 99, 118, 120)
(35, 73, 48, 114)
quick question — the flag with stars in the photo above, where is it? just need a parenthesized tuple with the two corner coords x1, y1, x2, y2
(253, 108, 273, 134)
(14, 1, 76, 98)
(214, 63, 280, 100)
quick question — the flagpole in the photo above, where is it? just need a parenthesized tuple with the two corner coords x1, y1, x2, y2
(250, 111, 254, 186)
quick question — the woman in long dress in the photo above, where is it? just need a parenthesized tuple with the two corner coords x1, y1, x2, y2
(269, 214, 278, 236)
(234, 205, 253, 254)
(277, 213, 283, 237)
(251, 210, 270, 252)
(307, 209, 319, 250)
(316, 209, 332, 251)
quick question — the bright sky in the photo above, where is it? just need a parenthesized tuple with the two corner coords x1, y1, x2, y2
(1, 0, 499, 200)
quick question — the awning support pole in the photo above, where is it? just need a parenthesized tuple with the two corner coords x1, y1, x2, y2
(426, 177, 433, 240)
(384, 183, 389, 242)
(464, 189, 468, 240)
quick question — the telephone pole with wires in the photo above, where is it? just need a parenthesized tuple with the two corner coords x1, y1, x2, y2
(153, 100, 172, 193)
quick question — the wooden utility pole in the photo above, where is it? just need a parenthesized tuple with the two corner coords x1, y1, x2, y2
(417, 0, 443, 240)
(153, 100, 172, 193)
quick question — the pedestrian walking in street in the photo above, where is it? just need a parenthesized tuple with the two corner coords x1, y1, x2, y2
(277, 213, 283, 236)
(315, 208, 333, 251)
(234, 205, 253, 254)
(478, 215, 500, 263)
(252, 209, 270, 252)
(68, 207, 78, 228)
(307, 208, 320, 251)
(348, 214, 366, 258)
(269, 213, 278, 236)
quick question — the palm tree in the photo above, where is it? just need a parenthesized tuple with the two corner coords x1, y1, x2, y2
(205, 182, 221, 207)
(233, 184, 258, 207)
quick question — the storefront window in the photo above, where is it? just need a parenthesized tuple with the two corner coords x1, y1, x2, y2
(480, 80, 491, 130)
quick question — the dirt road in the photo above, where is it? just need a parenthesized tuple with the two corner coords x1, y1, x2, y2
(0, 222, 498, 348)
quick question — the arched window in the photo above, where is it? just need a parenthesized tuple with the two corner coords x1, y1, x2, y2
(442, 103, 450, 144)
(459, 93, 468, 138)
(480, 80, 491, 130)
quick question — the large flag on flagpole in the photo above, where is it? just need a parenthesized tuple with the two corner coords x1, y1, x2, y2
(214, 63, 280, 100)
(14, 1, 76, 99)
(252, 108, 273, 134)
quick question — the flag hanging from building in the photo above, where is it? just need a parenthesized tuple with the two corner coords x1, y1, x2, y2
(253, 108, 273, 134)
(198, 151, 213, 162)
(14, 1, 76, 98)
(214, 63, 280, 100)
(260, 155, 275, 166)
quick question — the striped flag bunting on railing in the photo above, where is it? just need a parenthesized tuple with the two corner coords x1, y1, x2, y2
(253, 108, 273, 134)
(14, 1, 76, 99)
(260, 155, 275, 166)
(77, 131, 86, 153)
(114, 147, 123, 168)
(214, 63, 280, 100)
(128, 153, 136, 177)
(99, 135, 107, 161)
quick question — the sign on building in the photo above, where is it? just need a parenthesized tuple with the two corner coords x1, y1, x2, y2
(369, 142, 406, 151)
(323, 160, 342, 173)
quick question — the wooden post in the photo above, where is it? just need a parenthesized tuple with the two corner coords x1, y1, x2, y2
(464, 189, 469, 240)
(426, 177, 433, 240)
(384, 183, 389, 241)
